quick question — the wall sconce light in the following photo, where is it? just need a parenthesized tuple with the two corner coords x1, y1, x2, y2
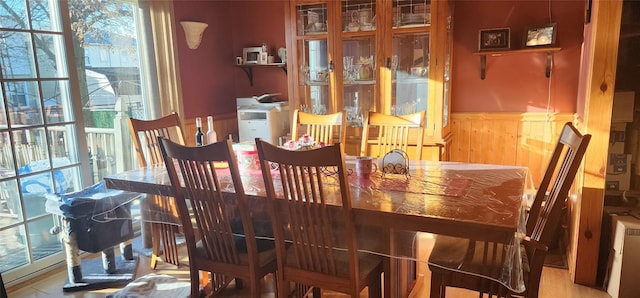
(180, 21, 208, 49)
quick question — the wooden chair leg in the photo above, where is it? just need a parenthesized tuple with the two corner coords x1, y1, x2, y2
(430, 271, 444, 298)
(368, 275, 382, 298)
(235, 278, 244, 289)
(150, 222, 161, 269)
(191, 267, 202, 298)
(249, 277, 261, 298)
(278, 279, 289, 298)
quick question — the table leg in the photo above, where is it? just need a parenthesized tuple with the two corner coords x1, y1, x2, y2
(388, 228, 417, 297)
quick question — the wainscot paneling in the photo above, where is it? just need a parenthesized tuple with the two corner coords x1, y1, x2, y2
(184, 113, 239, 146)
(450, 112, 577, 186)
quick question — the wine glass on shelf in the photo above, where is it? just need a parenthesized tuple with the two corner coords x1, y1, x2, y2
(343, 56, 354, 83)
(391, 55, 399, 78)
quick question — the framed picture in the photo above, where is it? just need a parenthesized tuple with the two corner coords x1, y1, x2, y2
(525, 23, 557, 47)
(478, 28, 510, 51)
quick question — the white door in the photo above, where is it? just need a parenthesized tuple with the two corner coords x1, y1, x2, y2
(0, 0, 154, 285)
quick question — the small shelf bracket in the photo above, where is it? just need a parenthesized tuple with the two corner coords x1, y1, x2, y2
(476, 47, 561, 80)
(239, 67, 254, 86)
(236, 64, 287, 86)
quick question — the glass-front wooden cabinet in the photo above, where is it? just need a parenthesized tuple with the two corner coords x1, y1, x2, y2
(285, 0, 452, 160)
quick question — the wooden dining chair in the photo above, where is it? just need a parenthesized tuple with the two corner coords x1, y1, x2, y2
(360, 111, 426, 160)
(428, 122, 591, 298)
(128, 112, 185, 268)
(158, 137, 278, 298)
(255, 139, 384, 298)
(291, 109, 347, 146)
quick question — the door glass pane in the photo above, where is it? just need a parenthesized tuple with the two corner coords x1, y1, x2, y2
(49, 124, 79, 163)
(298, 39, 330, 114)
(0, 0, 28, 29)
(0, 31, 37, 79)
(13, 127, 49, 169)
(392, 34, 429, 115)
(42, 80, 73, 124)
(5, 81, 44, 127)
(296, 3, 328, 36)
(0, 225, 28, 272)
(29, 216, 63, 261)
(343, 36, 375, 126)
(393, 0, 432, 28)
(29, 0, 62, 31)
(35, 33, 68, 78)
(0, 180, 22, 224)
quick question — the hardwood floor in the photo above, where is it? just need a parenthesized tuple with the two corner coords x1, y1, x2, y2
(6, 246, 611, 298)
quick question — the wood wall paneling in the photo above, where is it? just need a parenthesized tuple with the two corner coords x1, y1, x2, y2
(184, 113, 239, 146)
(450, 113, 575, 187)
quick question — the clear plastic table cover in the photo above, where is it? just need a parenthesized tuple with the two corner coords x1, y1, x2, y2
(104, 158, 530, 293)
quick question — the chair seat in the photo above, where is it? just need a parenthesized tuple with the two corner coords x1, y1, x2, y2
(285, 246, 383, 280)
(428, 236, 531, 291)
(428, 235, 471, 269)
(196, 239, 277, 267)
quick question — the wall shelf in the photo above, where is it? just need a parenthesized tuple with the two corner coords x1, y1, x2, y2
(235, 63, 287, 86)
(473, 47, 561, 80)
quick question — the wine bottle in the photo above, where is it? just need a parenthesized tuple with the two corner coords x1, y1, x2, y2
(195, 117, 204, 146)
(206, 116, 217, 144)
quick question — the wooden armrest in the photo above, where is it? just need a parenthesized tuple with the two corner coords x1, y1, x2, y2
(522, 236, 548, 252)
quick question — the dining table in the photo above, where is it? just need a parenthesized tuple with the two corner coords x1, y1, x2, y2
(104, 156, 530, 297)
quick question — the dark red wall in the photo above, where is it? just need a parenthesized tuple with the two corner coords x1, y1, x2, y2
(230, 1, 288, 100)
(173, 0, 235, 118)
(173, 0, 585, 117)
(452, 0, 585, 112)
(173, 0, 288, 119)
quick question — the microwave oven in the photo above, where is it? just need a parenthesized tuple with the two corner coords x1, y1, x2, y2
(243, 47, 265, 64)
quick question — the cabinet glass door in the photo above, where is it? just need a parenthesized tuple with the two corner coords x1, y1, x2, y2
(294, 3, 331, 114)
(340, 0, 377, 126)
(342, 36, 376, 126)
(298, 39, 330, 114)
(391, 33, 429, 115)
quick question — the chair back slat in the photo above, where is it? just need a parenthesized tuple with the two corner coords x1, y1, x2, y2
(361, 111, 426, 159)
(281, 163, 337, 274)
(292, 109, 346, 147)
(159, 138, 259, 266)
(129, 112, 185, 167)
(256, 139, 359, 278)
